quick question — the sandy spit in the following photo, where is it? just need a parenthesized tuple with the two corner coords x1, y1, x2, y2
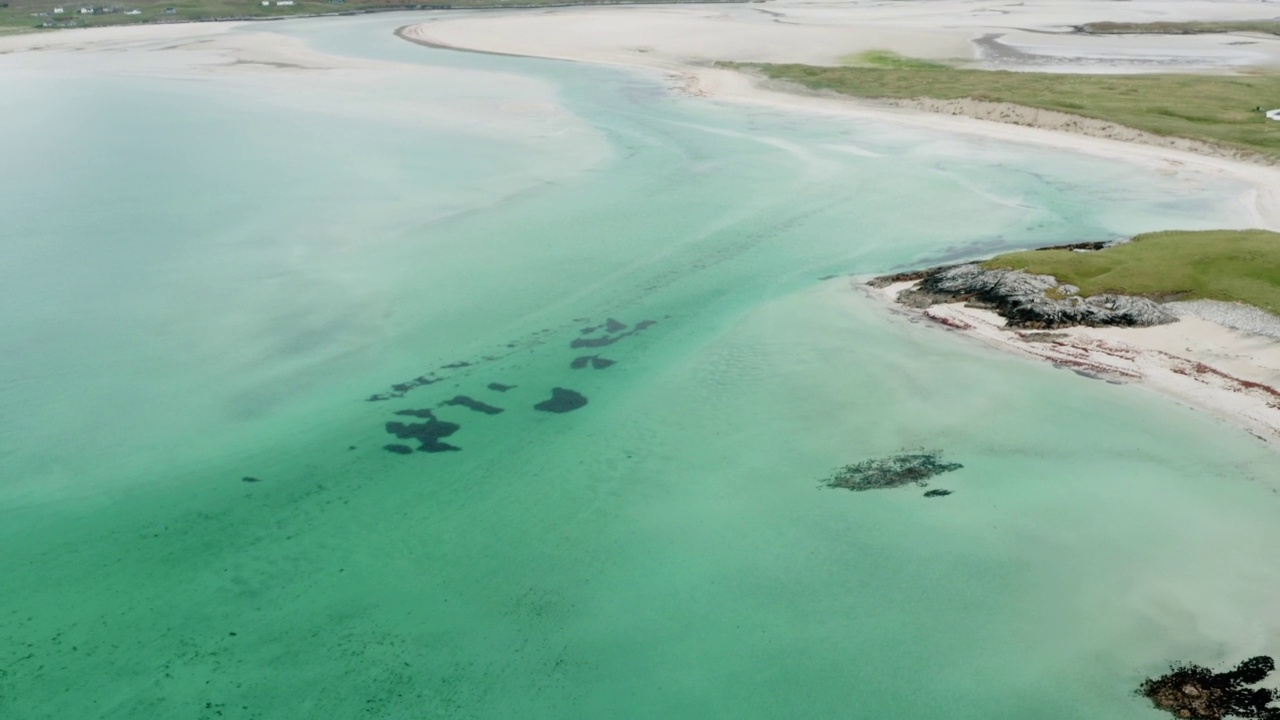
(871, 281, 1280, 445)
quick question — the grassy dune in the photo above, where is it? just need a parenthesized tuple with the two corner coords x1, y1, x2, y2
(737, 61, 1280, 158)
(1078, 20, 1280, 36)
(982, 230, 1280, 314)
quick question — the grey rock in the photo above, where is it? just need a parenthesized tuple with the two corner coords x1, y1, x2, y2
(884, 263, 1175, 329)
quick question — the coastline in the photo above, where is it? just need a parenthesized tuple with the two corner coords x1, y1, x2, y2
(867, 278, 1280, 445)
(395, 6, 1280, 446)
(6, 7, 1278, 447)
(395, 17, 1280, 232)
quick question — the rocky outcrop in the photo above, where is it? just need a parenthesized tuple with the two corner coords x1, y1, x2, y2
(823, 452, 963, 492)
(1139, 656, 1280, 720)
(879, 263, 1176, 329)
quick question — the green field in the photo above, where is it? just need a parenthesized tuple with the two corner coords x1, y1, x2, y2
(1078, 20, 1280, 36)
(735, 59, 1280, 159)
(0, 0, 736, 31)
(981, 230, 1280, 314)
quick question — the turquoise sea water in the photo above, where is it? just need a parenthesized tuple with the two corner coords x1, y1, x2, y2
(2, 14, 1279, 718)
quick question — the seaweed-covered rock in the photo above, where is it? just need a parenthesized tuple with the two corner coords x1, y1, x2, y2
(923, 488, 952, 497)
(1139, 656, 1280, 720)
(823, 452, 963, 492)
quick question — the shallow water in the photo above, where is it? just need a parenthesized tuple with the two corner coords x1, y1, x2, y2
(2, 14, 1278, 718)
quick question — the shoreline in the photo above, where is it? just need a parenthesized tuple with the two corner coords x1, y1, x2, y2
(867, 277, 1280, 445)
(396, 11, 1280, 231)
(395, 9, 1280, 445)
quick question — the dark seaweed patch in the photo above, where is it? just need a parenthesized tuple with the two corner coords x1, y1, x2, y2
(394, 408, 438, 418)
(385, 412, 461, 453)
(1139, 656, 1280, 719)
(568, 318, 657, 350)
(824, 452, 962, 492)
(241, 476, 261, 483)
(487, 382, 515, 392)
(923, 489, 952, 497)
(383, 444, 414, 455)
(441, 361, 472, 369)
(570, 335, 619, 349)
(367, 375, 441, 402)
(441, 395, 504, 415)
(571, 355, 594, 369)
(591, 357, 615, 369)
(534, 388, 588, 413)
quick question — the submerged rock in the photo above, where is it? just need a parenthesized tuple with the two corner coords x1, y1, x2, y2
(534, 388, 588, 413)
(487, 382, 516, 392)
(823, 452, 962, 492)
(1139, 656, 1280, 719)
(923, 488, 952, 497)
(888, 263, 1175, 329)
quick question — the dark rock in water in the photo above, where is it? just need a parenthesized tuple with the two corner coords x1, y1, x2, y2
(441, 361, 472, 369)
(441, 395, 504, 415)
(604, 318, 627, 333)
(571, 355, 595, 369)
(885, 264, 1175, 329)
(241, 476, 261, 483)
(591, 356, 616, 369)
(534, 388, 588, 413)
(1139, 656, 1280, 719)
(487, 382, 515, 392)
(824, 452, 962, 492)
(383, 444, 414, 455)
(385, 412, 462, 453)
(923, 489, 952, 497)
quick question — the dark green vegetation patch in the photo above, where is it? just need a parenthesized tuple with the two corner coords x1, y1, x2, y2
(823, 452, 962, 492)
(734, 61, 1280, 159)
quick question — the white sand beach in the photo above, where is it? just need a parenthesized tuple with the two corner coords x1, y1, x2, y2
(400, 0, 1280, 444)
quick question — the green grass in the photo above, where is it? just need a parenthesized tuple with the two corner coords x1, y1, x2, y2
(1078, 20, 1280, 36)
(0, 0, 739, 31)
(981, 230, 1280, 314)
(732, 61, 1280, 158)
(838, 49, 950, 70)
